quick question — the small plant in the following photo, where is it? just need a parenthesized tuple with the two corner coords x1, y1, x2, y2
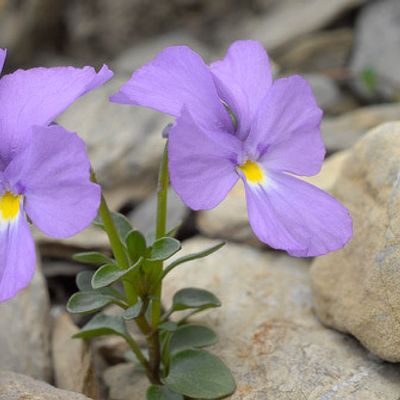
(0, 41, 352, 399)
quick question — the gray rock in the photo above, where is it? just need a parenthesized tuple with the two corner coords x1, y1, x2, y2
(52, 313, 99, 398)
(349, 0, 400, 101)
(57, 76, 171, 195)
(0, 371, 93, 400)
(321, 103, 400, 152)
(128, 187, 189, 238)
(311, 122, 400, 362)
(0, 262, 51, 381)
(305, 73, 343, 113)
(276, 28, 354, 73)
(223, 0, 364, 52)
(104, 237, 400, 399)
(197, 152, 348, 245)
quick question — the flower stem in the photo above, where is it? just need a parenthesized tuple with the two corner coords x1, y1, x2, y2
(152, 142, 169, 326)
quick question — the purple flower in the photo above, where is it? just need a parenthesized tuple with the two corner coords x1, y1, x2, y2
(0, 49, 113, 302)
(111, 40, 352, 256)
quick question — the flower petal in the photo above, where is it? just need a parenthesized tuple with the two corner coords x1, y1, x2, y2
(244, 171, 352, 257)
(169, 107, 240, 210)
(0, 64, 112, 164)
(0, 215, 36, 302)
(5, 125, 101, 239)
(110, 46, 232, 132)
(246, 76, 324, 176)
(0, 48, 6, 75)
(210, 40, 273, 140)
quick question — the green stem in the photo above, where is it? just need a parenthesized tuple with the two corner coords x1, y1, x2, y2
(152, 142, 169, 328)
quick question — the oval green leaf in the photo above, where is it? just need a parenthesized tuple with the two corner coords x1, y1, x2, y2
(67, 291, 112, 314)
(172, 288, 221, 311)
(76, 271, 95, 291)
(149, 237, 181, 261)
(123, 298, 143, 320)
(165, 349, 236, 399)
(169, 324, 218, 354)
(126, 229, 147, 262)
(73, 313, 129, 340)
(73, 251, 113, 265)
(91, 258, 143, 289)
(146, 385, 183, 400)
(112, 212, 133, 241)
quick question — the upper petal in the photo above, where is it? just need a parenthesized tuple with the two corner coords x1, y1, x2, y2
(0, 49, 6, 76)
(110, 46, 232, 132)
(210, 40, 273, 140)
(0, 64, 113, 164)
(169, 107, 240, 210)
(246, 76, 324, 176)
(244, 171, 352, 257)
(5, 125, 101, 238)
(0, 214, 36, 302)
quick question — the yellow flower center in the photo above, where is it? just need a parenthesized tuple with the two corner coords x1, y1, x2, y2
(239, 160, 265, 184)
(0, 192, 22, 221)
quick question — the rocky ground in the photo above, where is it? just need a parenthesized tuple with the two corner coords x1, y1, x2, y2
(1, 0, 400, 399)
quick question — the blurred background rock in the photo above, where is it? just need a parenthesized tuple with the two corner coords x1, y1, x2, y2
(1, 1, 400, 399)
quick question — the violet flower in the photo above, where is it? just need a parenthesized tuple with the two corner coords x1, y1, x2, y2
(111, 40, 352, 256)
(0, 49, 113, 302)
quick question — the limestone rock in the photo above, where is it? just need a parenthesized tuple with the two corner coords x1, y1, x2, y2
(52, 313, 99, 398)
(349, 0, 400, 101)
(57, 76, 171, 194)
(226, 0, 364, 52)
(197, 151, 348, 245)
(0, 371, 93, 400)
(0, 263, 51, 381)
(311, 122, 400, 362)
(104, 238, 400, 399)
(322, 103, 400, 152)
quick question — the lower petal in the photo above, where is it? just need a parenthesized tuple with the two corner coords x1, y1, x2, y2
(244, 172, 352, 256)
(5, 125, 101, 239)
(0, 215, 36, 302)
(169, 108, 240, 210)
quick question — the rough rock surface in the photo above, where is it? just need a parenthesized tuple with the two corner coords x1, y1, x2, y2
(57, 76, 171, 195)
(103, 237, 400, 399)
(229, 0, 364, 52)
(0, 264, 51, 381)
(0, 371, 93, 400)
(322, 103, 400, 152)
(311, 122, 400, 362)
(52, 313, 99, 398)
(197, 151, 348, 245)
(349, 0, 400, 101)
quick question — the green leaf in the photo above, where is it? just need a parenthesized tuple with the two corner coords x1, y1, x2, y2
(169, 325, 218, 354)
(123, 298, 143, 320)
(146, 385, 183, 400)
(149, 237, 181, 261)
(73, 313, 129, 340)
(126, 230, 147, 262)
(76, 271, 95, 291)
(166, 225, 181, 238)
(172, 288, 221, 311)
(159, 321, 178, 332)
(162, 242, 225, 279)
(91, 257, 143, 289)
(112, 212, 133, 241)
(165, 349, 236, 399)
(73, 251, 113, 265)
(67, 291, 112, 314)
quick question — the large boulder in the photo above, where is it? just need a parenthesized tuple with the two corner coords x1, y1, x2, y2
(311, 122, 400, 362)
